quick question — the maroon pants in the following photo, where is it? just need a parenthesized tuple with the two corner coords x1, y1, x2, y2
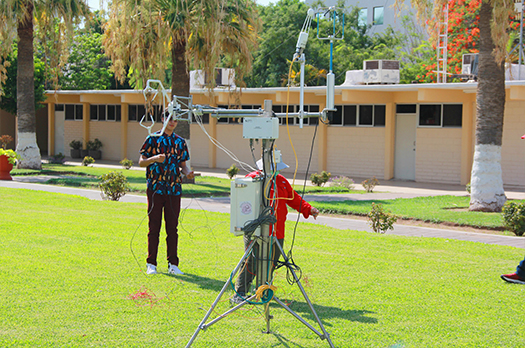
(146, 189, 181, 266)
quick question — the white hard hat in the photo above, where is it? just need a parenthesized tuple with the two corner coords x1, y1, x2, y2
(256, 159, 289, 171)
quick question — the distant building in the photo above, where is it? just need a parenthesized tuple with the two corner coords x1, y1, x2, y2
(305, 0, 426, 37)
(2, 78, 525, 187)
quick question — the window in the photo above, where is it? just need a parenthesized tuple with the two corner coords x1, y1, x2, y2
(419, 104, 462, 127)
(55, 104, 64, 112)
(65, 104, 83, 120)
(343, 105, 356, 125)
(443, 104, 462, 126)
(374, 105, 386, 126)
(373, 7, 384, 25)
(272, 105, 319, 125)
(128, 104, 159, 122)
(128, 105, 147, 122)
(358, 8, 368, 26)
(90, 105, 121, 121)
(331, 105, 385, 127)
(359, 105, 373, 125)
(295, 105, 321, 126)
(129, 105, 137, 121)
(396, 104, 417, 114)
(217, 105, 229, 123)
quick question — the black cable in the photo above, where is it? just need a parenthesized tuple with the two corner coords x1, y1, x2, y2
(281, 119, 318, 285)
(242, 206, 276, 237)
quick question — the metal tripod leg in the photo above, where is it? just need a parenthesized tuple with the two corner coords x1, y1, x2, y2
(185, 239, 256, 348)
(273, 239, 335, 348)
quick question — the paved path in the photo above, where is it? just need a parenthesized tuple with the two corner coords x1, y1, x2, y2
(2, 167, 524, 249)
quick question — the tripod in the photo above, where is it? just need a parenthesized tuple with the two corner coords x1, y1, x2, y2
(186, 144, 334, 347)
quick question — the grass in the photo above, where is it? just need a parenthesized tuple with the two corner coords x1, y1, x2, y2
(9, 164, 519, 231)
(1, 187, 525, 347)
(11, 163, 362, 196)
(311, 195, 523, 230)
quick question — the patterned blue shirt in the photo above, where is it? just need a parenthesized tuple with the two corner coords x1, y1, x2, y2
(140, 131, 190, 196)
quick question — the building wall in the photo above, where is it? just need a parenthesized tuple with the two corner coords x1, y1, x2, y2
(215, 124, 253, 169)
(502, 100, 525, 187)
(0, 109, 16, 149)
(43, 83, 525, 188)
(190, 123, 211, 167)
(64, 120, 83, 154)
(274, 125, 320, 175)
(89, 121, 121, 160)
(415, 128, 462, 184)
(326, 126, 385, 178)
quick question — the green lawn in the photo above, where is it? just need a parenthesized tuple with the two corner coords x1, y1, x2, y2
(11, 164, 520, 231)
(1, 187, 525, 347)
(312, 195, 522, 231)
(11, 163, 357, 196)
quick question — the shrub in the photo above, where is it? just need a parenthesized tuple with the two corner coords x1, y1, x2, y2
(502, 201, 525, 236)
(466, 183, 471, 194)
(99, 171, 129, 201)
(329, 176, 355, 191)
(0, 148, 21, 164)
(362, 177, 379, 193)
(82, 156, 95, 166)
(310, 171, 331, 187)
(69, 139, 82, 150)
(367, 203, 397, 234)
(87, 138, 103, 151)
(120, 158, 134, 170)
(50, 152, 65, 164)
(226, 164, 239, 179)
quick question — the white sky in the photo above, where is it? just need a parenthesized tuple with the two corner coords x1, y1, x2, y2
(87, 0, 277, 11)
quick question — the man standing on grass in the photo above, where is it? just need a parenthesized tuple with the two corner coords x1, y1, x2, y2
(139, 111, 194, 275)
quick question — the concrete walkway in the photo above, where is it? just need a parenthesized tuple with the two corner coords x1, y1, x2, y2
(2, 160, 524, 249)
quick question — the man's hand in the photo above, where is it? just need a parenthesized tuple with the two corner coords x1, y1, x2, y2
(311, 207, 319, 220)
(154, 154, 166, 163)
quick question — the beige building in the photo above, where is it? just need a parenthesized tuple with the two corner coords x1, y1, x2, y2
(2, 81, 525, 188)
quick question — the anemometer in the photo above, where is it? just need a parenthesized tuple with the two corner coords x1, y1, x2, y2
(140, 7, 342, 348)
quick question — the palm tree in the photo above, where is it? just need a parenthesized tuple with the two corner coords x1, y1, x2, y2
(397, 0, 513, 212)
(104, 0, 259, 142)
(0, 0, 89, 169)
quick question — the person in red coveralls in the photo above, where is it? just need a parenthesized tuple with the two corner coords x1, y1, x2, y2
(231, 159, 319, 304)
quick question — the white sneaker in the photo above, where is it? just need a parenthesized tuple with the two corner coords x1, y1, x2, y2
(146, 263, 157, 275)
(168, 263, 184, 275)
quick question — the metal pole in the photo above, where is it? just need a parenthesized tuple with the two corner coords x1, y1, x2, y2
(186, 240, 256, 347)
(511, 0, 525, 80)
(299, 54, 305, 129)
(256, 100, 274, 333)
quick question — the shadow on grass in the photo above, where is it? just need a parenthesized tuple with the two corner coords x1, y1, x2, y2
(175, 274, 376, 327)
(270, 332, 308, 348)
(270, 299, 377, 325)
(176, 273, 229, 292)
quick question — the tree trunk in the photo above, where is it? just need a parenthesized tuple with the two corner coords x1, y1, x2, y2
(171, 36, 190, 140)
(469, 1, 506, 212)
(171, 35, 192, 167)
(16, 1, 42, 170)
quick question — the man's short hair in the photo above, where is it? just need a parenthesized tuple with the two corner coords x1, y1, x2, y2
(161, 108, 170, 120)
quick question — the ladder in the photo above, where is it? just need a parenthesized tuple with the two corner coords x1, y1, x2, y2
(436, 3, 449, 83)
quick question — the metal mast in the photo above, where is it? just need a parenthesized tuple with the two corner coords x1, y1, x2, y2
(436, 3, 449, 83)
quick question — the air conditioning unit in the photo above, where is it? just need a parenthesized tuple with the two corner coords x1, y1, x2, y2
(190, 68, 235, 89)
(363, 60, 400, 84)
(205, 68, 235, 87)
(462, 54, 479, 75)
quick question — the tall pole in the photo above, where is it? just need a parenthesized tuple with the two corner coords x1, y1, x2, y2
(518, 0, 525, 80)
(256, 100, 274, 332)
